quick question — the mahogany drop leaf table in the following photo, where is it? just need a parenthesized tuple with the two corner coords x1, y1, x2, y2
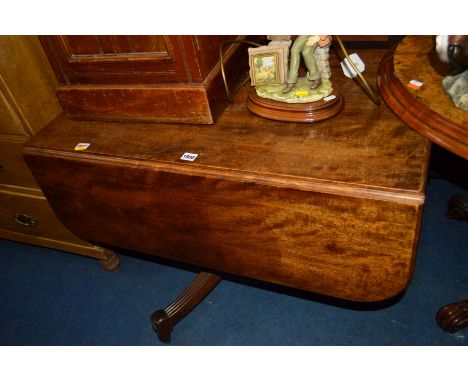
(24, 49, 431, 342)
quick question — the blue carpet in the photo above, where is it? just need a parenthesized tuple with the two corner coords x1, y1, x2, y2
(0, 163, 467, 345)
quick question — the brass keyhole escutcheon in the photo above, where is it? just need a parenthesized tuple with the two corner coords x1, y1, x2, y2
(13, 213, 38, 227)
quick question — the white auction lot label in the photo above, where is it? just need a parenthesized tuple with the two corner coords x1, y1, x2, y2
(180, 152, 198, 161)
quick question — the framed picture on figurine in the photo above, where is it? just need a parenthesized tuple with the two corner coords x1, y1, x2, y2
(248, 45, 288, 86)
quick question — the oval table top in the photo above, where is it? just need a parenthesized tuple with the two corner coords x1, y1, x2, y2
(377, 35, 467, 159)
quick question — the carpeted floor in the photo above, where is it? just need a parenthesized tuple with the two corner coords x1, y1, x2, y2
(0, 148, 467, 345)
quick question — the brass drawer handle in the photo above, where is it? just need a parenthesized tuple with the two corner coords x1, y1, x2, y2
(13, 213, 38, 227)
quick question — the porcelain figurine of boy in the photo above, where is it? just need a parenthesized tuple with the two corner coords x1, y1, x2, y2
(249, 35, 336, 106)
(283, 35, 332, 93)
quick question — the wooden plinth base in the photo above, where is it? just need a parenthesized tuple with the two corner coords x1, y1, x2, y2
(247, 86, 344, 123)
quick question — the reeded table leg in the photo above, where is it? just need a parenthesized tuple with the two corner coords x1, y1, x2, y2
(438, 196, 467, 333)
(446, 194, 468, 222)
(150, 271, 221, 343)
(436, 301, 468, 333)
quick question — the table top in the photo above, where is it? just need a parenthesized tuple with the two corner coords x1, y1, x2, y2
(378, 35, 468, 159)
(27, 49, 430, 205)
